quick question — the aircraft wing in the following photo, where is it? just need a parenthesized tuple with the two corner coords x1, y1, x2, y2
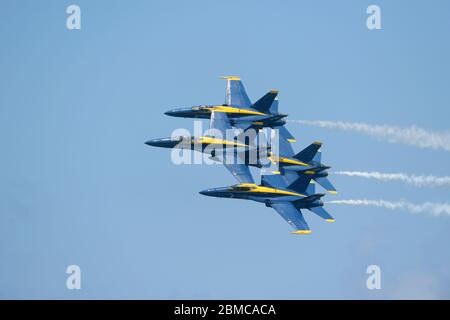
(209, 109, 232, 133)
(209, 111, 255, 184)
(261, 173, 287, 189)
(223, 76, 252, 109)
(271, 126, 295, 157)
(271, 202, 311, 234)
(224, 162, 255, 184)
(278, 126, 296, 143)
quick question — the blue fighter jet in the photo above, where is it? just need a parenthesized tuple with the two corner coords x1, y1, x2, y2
(274, 126, 337, 194)
(146, 111, 261, 184)
(165, 76, 288, 132)
(200, 172, 334, 234)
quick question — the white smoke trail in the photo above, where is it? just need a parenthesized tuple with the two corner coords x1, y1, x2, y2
(334, 171, 450, 188)
(288, 120, 450, 151)
(328, 199, 450, 217)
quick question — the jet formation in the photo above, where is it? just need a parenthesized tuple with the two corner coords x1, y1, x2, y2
(146, 76, 337, 234)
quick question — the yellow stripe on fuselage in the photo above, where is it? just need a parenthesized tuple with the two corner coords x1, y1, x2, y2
(237, 183, 304, 197)
(196, 136, 247, 147)
(207, 106, 267, 116)
(271, 156, 309, 167)
(279, 157, 309, 166)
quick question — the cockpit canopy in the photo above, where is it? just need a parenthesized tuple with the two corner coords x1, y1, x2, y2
(230, 184, 257, 192)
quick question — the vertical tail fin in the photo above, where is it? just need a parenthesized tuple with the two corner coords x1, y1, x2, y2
(251, 90, 279, 113)
(287, 174, 313, 194)
(293, 142, 322, 162)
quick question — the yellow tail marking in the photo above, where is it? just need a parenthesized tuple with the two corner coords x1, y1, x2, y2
(326, 219, 335, 223)
(221, 75, 241, 81)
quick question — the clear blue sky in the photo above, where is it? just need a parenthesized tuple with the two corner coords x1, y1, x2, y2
(1, 0, 450, 299)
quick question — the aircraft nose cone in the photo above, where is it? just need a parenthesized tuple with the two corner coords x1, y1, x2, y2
(165, 109, 184, 117)
(145, 139, 162, 147)
(199, 189, 209, 196)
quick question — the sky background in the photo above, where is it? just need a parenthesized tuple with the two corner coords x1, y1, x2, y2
(1, 0, 450, 299)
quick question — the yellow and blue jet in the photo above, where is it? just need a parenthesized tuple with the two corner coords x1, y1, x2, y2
(274, 126, 337, 194)
(221, 122, 337, 193)
(199, 172, 334, 234)
(164, 76, 289, 132)
(145, 111, 258, 184)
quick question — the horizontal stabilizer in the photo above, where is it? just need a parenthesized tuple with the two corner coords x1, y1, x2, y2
(308, 206, 334, 222)
(314, 176, 337, 194)
(293, 142, 322, 162)
(251, 90, 278, 113)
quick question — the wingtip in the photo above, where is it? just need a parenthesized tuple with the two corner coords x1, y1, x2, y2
(328, 191, 338, 195)
(221, 75, 241, 81)
(291, 230, 312, 235)
(287, 139, 296, 143)
(326, 219, 335, 223)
